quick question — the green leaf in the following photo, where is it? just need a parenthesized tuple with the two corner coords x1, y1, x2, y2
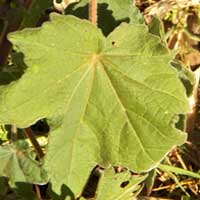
(65, 0, 144, 35)
(0, 177, 9, 197)
(3, 14, 189, 196)
(172, 60, 195, 97)
(95, 168, 146, 200)
(14, 182, 38, 200)
(148, 16, 165, 42)
(20, 0, 53, 28)
(0, 55, 26, 86)
(145, 169, 156, 196)
(0, 183, 38, 200)
(0, 142, 48, 186)
(159, 164, 200, 179)
(0, 125, 8, 143)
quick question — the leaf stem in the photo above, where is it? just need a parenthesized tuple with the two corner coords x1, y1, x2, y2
(186, 68, 200, 135)
(24, 128, 44, 159)
(89, 0, 97, 25)
(11, 125, 17, 142)
(35, 185, 42, 200)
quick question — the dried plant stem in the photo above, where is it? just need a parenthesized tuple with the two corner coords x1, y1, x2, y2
(186, 68, 200, 135)
(35, 185, 42, 200)
(24, 128, 44, 159)
(24, 127, 44, 199)
(11, 125, 17, 142)
(89, 0, 97, 25)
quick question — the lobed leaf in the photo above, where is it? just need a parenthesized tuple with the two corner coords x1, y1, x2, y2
(0, 142, 47, 186)
(0, 14, 189, 196)
(95, 168, 147, 200)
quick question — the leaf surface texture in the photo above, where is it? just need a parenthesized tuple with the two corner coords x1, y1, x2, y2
(0, 143, 47, 185)
(0, 14, 189, 196)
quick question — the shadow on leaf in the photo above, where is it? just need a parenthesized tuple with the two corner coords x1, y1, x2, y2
(49, 184, 75, 200)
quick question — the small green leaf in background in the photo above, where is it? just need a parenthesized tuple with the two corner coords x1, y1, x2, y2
(20, 0, 53, 28)
(65, 0, 144, 35)
(145, 169, 157, 196)
(0, 13, 189, 197)
(0, 177, 9, 197)
(95, 168, 147, 200)
(13, 182, 38, 200)
(159, 164, 200, 179)
(171, 60, 195, 97)
(0, 141, 48, 186)
(0, 125, 8, 143)
(148, 16, 166, 42)
(0, 54, 26, 85)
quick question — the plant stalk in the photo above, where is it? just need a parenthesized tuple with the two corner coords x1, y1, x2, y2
(186, 68, 200, 136)
(89, 0, 97, 25)
(11, 125, 17, 142)
(24, 128, 44, 159)
(35, 185, 42, 200)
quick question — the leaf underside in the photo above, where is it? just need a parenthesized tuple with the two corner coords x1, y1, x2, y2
(0, 14, 189, 196)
